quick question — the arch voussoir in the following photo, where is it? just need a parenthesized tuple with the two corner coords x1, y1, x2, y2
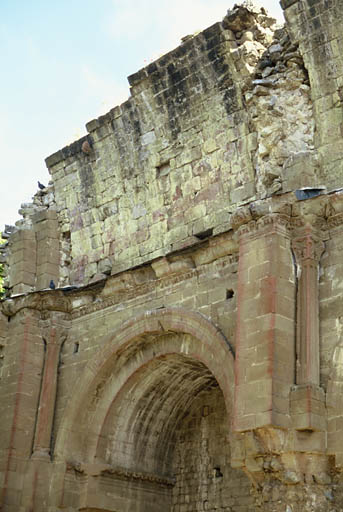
(53, 308, 235, 463)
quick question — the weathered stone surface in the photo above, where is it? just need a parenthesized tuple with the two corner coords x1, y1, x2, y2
(2, 1, 343, 511)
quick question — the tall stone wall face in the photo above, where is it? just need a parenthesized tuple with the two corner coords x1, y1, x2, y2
(45, 16, 260, 287)
(45, 7, 315, 288)
(2, 3, 316, 292)
(2, 1, 343, 511)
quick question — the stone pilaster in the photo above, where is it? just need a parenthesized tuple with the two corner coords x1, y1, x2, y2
(234, 214, 296, 432)
(32, 312, 68, 459)
(291, 225, 326, 432)
(0, 307, 43, 511)
(21, 311, 69, 512)
(292, 226, 324, 387)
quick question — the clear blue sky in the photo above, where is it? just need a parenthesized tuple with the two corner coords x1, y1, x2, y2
(1, 0, 283, 231)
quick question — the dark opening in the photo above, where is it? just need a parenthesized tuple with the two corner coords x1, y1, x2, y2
(226, 289, 234, 300)
(73, 342, 79, 354)
(156, 161, 171, 177)
(214, 467, 223, 478)
(194, 228, 213, 240)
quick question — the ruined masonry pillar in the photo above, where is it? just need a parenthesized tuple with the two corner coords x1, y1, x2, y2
(33, 209, 60, 291)
(0, 307, 43, 510)
(290, 225, 326, 431)
(234, 214, 296, 431)
(8, 228, 37, 295)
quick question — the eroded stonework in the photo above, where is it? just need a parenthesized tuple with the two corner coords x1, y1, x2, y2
(2, 1, 343, 511)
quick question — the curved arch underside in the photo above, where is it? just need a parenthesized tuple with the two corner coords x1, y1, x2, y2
(54, 310, 253, 511)
(54, 309, 235, 464)
(97, 349, 220, 477)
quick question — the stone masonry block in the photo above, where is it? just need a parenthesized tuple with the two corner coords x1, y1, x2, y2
(290, 385, 326, 431)
(10, 270, 35, 288)
(9, 249, 36, 266)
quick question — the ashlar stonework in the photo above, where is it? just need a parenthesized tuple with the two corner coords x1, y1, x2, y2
(1, 1, 343, 510)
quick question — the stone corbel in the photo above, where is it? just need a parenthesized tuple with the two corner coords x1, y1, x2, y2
(291, 224, 326, 431)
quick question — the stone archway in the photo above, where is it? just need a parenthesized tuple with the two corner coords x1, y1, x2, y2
(52, 309, 253, 511)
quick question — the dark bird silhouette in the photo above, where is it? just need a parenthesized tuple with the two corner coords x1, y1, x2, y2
(49, 280, 56, 290)
(81, 140, 92, 154)
(38, 181, 46, 190)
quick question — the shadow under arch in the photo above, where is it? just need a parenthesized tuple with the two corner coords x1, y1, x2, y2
(54, 308, 235, 465)
(96, 348, 222, 476)
(52, 308, 243, 511)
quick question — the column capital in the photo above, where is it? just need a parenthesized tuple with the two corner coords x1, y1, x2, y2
(292, 225, 325, 264)
(39, 310, 70, 347)
(236, 213, 290, 241)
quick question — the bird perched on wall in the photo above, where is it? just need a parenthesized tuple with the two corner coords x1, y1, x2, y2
(38, 181, 46, 190)
(49, 280, 56, 290)
(81, 140, 92, 155)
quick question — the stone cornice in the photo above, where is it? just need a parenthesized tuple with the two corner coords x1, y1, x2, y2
(5, 193, 343, 320)
(72, 253, 238, 320)
(237, 213, 291, 241)
(290, 216, 328, 234)
(230, 191, 343, 239)
(66, 461, 175, 487)
(0, 291, 71, 318)
(0, 250, 238, 321)
(100, 466, 175, 487)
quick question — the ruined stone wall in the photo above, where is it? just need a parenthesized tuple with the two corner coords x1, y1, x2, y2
(45, 14, 261, 287)
(2, 1, 343, 511)
(44, 7, 315, 289)
(2, 3, 315, 294)
(282, 0, 343, 189)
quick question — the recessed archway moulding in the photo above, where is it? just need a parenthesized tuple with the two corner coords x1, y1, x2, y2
(53, 308, 235, 467)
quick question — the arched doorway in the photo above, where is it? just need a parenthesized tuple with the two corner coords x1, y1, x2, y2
(52, 309, 253, 511)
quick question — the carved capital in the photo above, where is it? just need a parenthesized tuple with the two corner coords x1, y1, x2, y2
(237, 214, 290, 241)
(292, 226, 325, 264)
(39, 311, 70, 347)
